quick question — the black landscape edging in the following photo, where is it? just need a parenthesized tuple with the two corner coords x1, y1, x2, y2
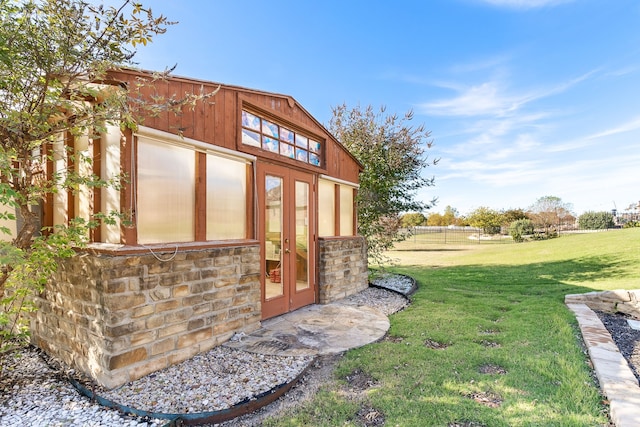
(68, 359, 313, 426)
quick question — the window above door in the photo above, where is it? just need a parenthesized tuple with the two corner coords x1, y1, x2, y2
(241, 110, 323, 168)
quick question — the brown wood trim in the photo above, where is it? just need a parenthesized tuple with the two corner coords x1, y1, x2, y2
(333, 183, 340, 236)
(353, 187, 358, 236)
(120, 129, 137, 245)
(83, 239, 260, 256)
(246, 163, 255, 239)
(92, 135, 102, 243)
(66, 131, 75, 224)
(194, 151, 207, 241)
(318, 235, 363, 241)
(42, 142, 54, 234)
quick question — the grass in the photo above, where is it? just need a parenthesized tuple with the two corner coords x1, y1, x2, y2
(264, 228, 640, 426)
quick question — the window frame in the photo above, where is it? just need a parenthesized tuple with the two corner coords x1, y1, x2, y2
(238, 105, 326, 172)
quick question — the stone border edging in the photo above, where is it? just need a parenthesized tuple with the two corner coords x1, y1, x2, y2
(67, 360, 313, 426)
(369, 273, 418, 298)
(566, 296, 640, 426)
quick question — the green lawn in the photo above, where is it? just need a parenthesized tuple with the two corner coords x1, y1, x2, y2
(265, 228, 640, 426)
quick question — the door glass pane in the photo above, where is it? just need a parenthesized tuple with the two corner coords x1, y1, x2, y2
(295, 181, 309, 291)
(265, 175, 283, 299)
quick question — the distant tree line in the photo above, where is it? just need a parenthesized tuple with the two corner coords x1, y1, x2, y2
(400, 195, 629, 243)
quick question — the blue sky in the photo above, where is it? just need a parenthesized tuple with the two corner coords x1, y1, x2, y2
(134, 0, 640, 216)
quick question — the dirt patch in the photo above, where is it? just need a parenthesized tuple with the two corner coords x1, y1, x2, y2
(424, 339, 450, 349)
(478, 340, 501, 348)
(478, 364, 507, 375)
(449, 422, 487, 427)
(478, 328, 500, 335)
(356, 405, 385, 427)
(384, 335, 404, 343)
(464, 391, 503, 408)
(345, 369, 378, 392)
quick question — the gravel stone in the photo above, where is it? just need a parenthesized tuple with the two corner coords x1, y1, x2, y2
(0, 285, 407, 426)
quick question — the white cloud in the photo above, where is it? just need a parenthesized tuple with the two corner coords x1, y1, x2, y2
(587, 115, 640, 139)
(419, 69, 597, 118)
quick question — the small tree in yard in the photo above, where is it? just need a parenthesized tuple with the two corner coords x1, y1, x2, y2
(466, 206, 503, 234)
(0, 0, 186, 354)
(509, 218, 534, 242)
(578, 211, 615, 230)
(400, 212, 427, 228)
(329, 104, 437, 265)
(527, 195, 573, 238)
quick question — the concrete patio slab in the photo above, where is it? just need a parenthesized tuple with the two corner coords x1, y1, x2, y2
(223, 302, 390, 357)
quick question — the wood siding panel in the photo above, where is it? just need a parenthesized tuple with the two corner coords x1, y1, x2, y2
(109, 69, 361, 184)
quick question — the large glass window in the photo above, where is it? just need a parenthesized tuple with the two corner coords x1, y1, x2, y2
(318, 178, 356, 237)
(206, 154, 247, 240)
(318, 179, 335, 237)
(339, 186, 354, 236)
(137, 137, 195, 244)
(241, 110, 323, 167)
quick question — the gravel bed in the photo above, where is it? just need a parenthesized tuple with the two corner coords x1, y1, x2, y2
(0, 285, 408, 426)
(595, 310, 640, 382)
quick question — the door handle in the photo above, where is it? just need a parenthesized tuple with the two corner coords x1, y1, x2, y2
(285, 248, 291, 254)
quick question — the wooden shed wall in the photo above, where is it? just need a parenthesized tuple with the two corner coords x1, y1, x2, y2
(109, 70, 361, 184)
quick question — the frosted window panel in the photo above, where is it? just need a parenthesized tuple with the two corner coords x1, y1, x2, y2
(339, 185, 354, 236)
(137, 137, 195, 244)
(206, 154, 247, 240)
(318, 179, 335, 237)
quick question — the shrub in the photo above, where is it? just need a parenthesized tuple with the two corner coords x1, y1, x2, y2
(509, 219, 534, 242)
(578, 211, 615, 230)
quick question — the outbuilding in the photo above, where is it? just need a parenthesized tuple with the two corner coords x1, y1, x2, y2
(30, 70, 368, 388)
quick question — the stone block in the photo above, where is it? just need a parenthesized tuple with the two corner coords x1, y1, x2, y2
(105, 319, 146, 338)
(159, 273, 185, 287)
(151, 338, 175, 355)
(164, 307, 194, 324)
(108, 347, 148, 370)
(190, 281, 214, 294)
(131, 304, 155, 318)
(167, 346, 200, 366)
(132, 357, 169, 381)
(146, 314, 165, 330)
(158, 321, 188, 338)
(150, 287, 172, 301)
(213, 318, 242, 336)
(104, 293, 146, 311)
(177, 327, 213, 349)
(155, 299, 180, 313)
(131, 330, 156, 346)
(174, 285, 190, 297)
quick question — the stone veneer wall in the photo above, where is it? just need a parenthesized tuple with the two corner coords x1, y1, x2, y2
(565, 289, 640, 318)
(318, 236, 368, 304)
(31, 245, 261, 389)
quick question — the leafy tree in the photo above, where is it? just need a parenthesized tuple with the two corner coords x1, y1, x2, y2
(400, 212, 426, 228)
(0, 0, 181, 353)
(442, 205, 461, 226)
(501, 208, 528, 227)
(466, 206, 503, 234)
(578, 211, 615, 230)
(527, 196, 573, 237)
(329, 104, 437, 264)
(509, 218, 534, 242)
(426, 212, 444, 226)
